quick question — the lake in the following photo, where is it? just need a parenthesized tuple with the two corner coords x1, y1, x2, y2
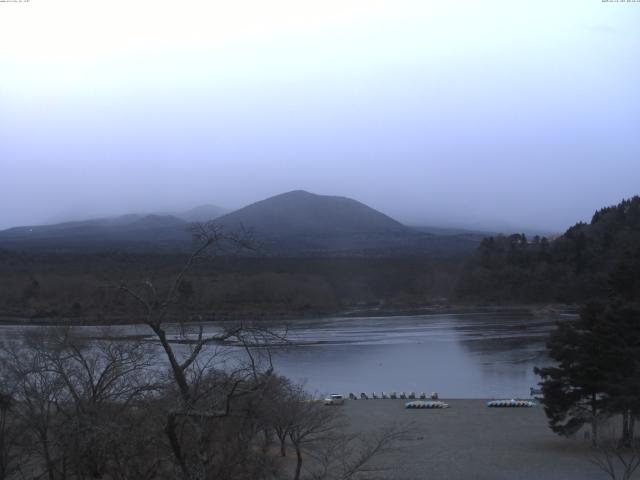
(269, 311, 563, 398)
(0, 310, 570, 398)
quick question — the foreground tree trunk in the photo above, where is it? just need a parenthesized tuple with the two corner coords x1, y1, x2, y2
(294, 445, 302, 480)
(622, 410, 633, 447)
(116, 223, 281, 480)
(592, 395, 598, 447)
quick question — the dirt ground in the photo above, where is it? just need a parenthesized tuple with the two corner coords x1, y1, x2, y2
(340, 399, 608, 480)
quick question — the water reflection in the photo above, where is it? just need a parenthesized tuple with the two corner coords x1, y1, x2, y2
(268, 313, 561, 398)
(0, 311, 568, 398)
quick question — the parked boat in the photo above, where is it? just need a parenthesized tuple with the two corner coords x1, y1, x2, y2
(405, 400, 449, 409)
(487, 399, 536, 408)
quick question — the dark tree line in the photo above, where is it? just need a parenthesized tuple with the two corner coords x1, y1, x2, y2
(535, 206, 640, 450)
(0, 253, 463, 321)
(457, 196, 640, 304)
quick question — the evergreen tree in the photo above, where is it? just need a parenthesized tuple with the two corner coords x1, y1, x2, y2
(536, 302, 640, 445)
(599, 302, 640, 446)
(535, 304, 612, 443)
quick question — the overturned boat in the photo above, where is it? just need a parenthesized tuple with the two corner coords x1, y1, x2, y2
(405, 400, 449, 409)
(487, 399, 536, 408)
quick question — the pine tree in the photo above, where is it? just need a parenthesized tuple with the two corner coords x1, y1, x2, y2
(536, 302, 640, 445)
(599, 302, 640, 446)
(534, 303, 612, 444)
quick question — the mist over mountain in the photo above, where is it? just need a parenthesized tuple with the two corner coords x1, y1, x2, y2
(215, 190, 407, 236)
(174, 205, 227, 223)
(0, 190, 483, 255)
(0, 214, 190, 252)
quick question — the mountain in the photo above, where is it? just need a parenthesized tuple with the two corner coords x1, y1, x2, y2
(210, 190, 435, 255)
(215, 190, 408, 236)
(0, 191, 485, 256)
(175, 204, 227, 223)
(0, 214, 191, 252)
(209, 190, 486, 255)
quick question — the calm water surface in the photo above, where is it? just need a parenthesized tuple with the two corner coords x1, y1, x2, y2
(270, 312, 561, 398)
(0, 311, 571, 398)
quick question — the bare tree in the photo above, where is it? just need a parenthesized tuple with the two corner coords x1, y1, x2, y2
(284, 389, 409, 480)
(308, 425, 409, 480)
(43, 328, 159, 479)
(1, 336, 70, 480)
(0, 390, 27, 480)
(0, 326, 160, 480)
(261, 374, 299, 457)
(115, 222, 286, 480)
(589, 421, 640, 480)
(286, 390, 348, 480)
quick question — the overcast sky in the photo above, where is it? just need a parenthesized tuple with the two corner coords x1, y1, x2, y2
(1, 0, 639, 232)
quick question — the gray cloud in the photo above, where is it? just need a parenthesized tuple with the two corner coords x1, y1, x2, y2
(1, 1, 639, 233)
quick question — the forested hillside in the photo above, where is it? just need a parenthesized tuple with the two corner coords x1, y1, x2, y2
(0, 253, 462, 321)
(457, 197, 640, 303)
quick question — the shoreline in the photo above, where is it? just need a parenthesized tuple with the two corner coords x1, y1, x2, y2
(0, 303, 578, 326)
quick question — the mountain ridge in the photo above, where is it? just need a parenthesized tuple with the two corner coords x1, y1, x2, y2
(0, 191, 484, 255)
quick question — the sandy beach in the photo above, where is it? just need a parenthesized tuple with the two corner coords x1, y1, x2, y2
(342, 399, 605, 480)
